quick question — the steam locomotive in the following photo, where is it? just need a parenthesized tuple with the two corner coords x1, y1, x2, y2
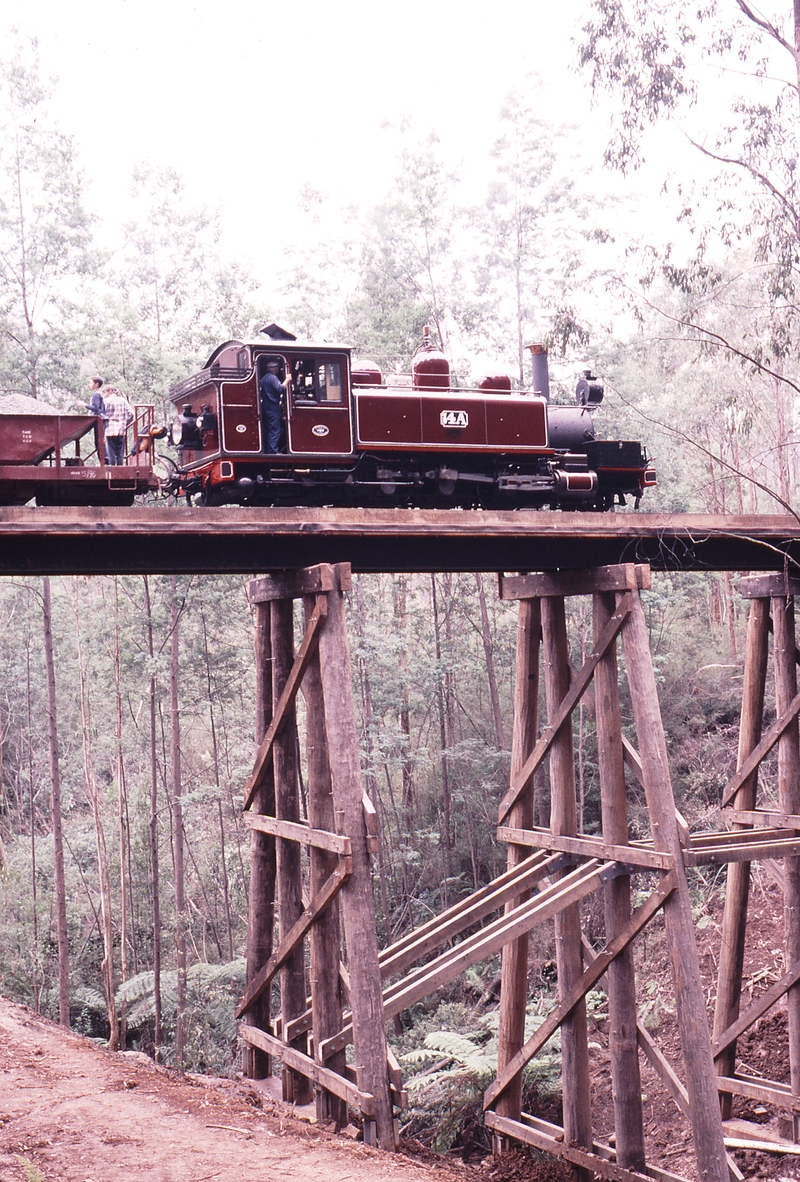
(165, 326, 655, 510)
(0, 327, 654, 509)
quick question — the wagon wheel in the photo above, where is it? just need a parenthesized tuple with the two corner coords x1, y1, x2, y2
(151, 452, 179, 495)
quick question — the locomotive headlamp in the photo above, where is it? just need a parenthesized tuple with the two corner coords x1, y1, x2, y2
(576, 372, 604, 406)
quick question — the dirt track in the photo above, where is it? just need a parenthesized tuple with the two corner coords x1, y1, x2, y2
(0, 998, 469, 1182)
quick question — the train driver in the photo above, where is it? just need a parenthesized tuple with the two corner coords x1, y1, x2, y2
(259, 358, 290, 453)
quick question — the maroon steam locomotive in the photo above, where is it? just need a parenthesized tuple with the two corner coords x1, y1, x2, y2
(166, 326, 655, 509)
(0, 327, 654, 509)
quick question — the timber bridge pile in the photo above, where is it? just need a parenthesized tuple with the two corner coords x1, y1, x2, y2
(12, 506, 800, 1180)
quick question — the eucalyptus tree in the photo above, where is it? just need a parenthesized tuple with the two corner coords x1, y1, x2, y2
(579, 0, 800, 508)
(0, 37, 96, 401)
(107, 165, 260, 406)
(473, 85, 609, 383)
(346, 132, 477, 373)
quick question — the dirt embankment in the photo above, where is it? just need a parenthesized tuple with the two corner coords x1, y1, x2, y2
(0, 997, 478, 1182)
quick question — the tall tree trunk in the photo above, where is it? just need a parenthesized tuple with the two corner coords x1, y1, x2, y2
(200, 609, 233, 960)
(169, 576, 188, 1070)
(72, 582, 118, 1050)
(143, 577, 163, 1056)
(393, 576, 414, 821)
(431, 575, 453, 898)
(25, 637, 40, 1014)
(475, 573, 506, 749)
(42, 578, 69, 1027)
(114, 579, 129, 1047)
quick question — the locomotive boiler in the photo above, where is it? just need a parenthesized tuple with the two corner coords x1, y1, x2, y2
(166, 326, 655, 510)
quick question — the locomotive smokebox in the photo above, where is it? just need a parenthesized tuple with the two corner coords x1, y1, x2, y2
(527, 343, 550, 402)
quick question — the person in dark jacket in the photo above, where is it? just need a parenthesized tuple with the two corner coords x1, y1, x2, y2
(259, 359, 290, 453)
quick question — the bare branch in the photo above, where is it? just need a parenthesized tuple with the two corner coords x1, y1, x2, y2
(734, 0, 794, 56)
(627, 284, 800, 398)
(683, 133, 800, 236)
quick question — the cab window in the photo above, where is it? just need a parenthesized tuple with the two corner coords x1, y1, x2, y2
(289, 356, 345, 404)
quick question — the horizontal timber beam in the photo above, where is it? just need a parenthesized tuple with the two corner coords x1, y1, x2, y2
(715, 1074, 800, 1115)
(739, 574, 800, 598)
(247, 563, 351, 602)
(238, 1024, 374, 1114)
(243, 813, 351, 856)
(496, 825, 674, 871)
(484, 1112, 682, 1182)
(1, 507, 800, 574)
(498, 563, 651, 599)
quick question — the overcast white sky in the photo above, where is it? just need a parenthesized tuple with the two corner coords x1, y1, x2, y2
(14, 0, 624, 286)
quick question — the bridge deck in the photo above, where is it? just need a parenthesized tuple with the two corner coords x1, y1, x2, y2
(0, 507, 797, 575)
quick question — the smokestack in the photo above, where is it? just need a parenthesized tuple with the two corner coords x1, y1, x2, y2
(527, 343, 550, 402)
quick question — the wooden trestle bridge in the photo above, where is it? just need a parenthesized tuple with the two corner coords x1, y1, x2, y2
(13, 507, 800, 1180)
(0, 505, 798, 573)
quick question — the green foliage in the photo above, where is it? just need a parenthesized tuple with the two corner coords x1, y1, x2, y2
(15, 1157, 45, 1182)
(117, 959, 246, 1071)
(396, 1001, 562, 1153)
(0, 35, 96, 402)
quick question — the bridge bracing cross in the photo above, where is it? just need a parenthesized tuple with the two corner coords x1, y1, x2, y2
(238, 561, 800, 1179)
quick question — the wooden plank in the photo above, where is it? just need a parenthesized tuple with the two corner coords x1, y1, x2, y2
(319, 860, 613, 1061)
(719, 685, 800, 809)
(238, 1024, 373, 1114)
(484, 874, 676, 1109)
(242, 600, 327, 811)
(248, 564, 339, 603)
(499, 564, 651, 600)
(496, 825, 674, 871)
(712, 962, 800, 1058)
(485, 1113, 674, 1182)
(514, 1114, 692, 1182)
(594, 585, 645, 1173)
(243, 813, 351, 856)
(690, 826, 790, 847)
(739, 574, 800, 599)
(772, 594, 800, 1138)
(243, 598, 276, 1081)
(716, 1073, 800, 1113)
(729, 808, 800, 828)
(381, 861, 612, 1015)
(236, 861, 351, 1018)
(317, 572, 395, 1149)
(379, 851, 563, 979)
(497, 593, 632, 824)
(282, 852, 565, 1047)
(621, 589, 729, 1181)
(636, 1024, 690, 1117)
(496, 598, 540, 1124)
(683, 837, 800, 865)
(303, 590, 348, 1127)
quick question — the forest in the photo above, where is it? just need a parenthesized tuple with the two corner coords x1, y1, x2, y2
(1, 0, 800, 1151)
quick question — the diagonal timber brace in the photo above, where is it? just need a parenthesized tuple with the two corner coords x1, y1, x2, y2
(720, 685, 800, 808)
(497, 593, 632, 824)
(236, 860, 350, 1018)
(243, 598, 327, 810)
(484, 872, 677, 1109)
